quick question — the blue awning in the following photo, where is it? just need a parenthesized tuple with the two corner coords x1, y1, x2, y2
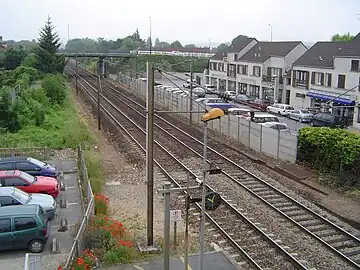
(307, 91, 355, 105)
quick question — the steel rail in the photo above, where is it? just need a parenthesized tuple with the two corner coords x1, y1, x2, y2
(67, 67, 308, 269)
(76, 67, 360, 269)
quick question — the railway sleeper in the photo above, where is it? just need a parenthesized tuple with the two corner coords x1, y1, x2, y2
(260, 194, 280, 199)
(343, 248, 360, 257)
(334, 241, 358, 250)
(272, 201, 294, 208)
(300, 219, 323, 227)
(326, 236, 351, 244)
(277, 205, 299, 212)
(315, 230, 339, 237)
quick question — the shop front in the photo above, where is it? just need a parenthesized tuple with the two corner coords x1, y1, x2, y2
(307, 91, 355, 118)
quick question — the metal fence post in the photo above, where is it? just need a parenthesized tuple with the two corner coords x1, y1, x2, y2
(277, 129, 280, 158)
(237, 117, 240, 142)
(248, 121, 251, 147)
(259, 125, 263, 153)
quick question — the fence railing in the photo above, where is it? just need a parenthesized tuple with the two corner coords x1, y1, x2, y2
(63, 144, 94, 270)
(24, 253, 42, 270)
(0, 147, 54, 160)
(119, 73, 299, 163)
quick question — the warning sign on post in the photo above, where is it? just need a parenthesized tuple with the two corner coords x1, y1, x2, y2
(170, 210, 182, 222)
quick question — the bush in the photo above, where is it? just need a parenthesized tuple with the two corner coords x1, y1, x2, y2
(84, 151, 104, 194)
(42, 74, 67, 105)
(94, 194, 109, 215)
(298, 127, 360, 185)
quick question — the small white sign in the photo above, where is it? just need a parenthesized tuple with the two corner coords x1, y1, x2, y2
(170, 210, 182, 222)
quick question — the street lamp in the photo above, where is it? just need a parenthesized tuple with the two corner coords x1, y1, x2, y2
(199, 108, 225, 270)
(149, 17, 152, 54)
(269, 24, 273, 42)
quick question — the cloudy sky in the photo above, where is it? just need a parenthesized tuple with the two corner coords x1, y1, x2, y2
(1, 0, 359, 45)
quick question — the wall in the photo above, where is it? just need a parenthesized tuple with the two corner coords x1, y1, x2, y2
(118, 73, 299, 163)
(285, 44, 308, 71)
(263, 57, 285, 71)
(334, 57, 360, 89)
(235, 61, 263, 86)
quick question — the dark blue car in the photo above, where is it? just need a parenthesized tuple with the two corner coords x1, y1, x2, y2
(0, 156, 58, 178)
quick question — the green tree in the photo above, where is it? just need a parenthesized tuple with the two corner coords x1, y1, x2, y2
(331, 33, 354, 42)
(216, 43, 229, 53)
(3, 47, 27, 70)
(42, 74, 66, 105)
(170, 40, 183, 48)
(22, 53, 38, 68)
(35, 16, 66, 73)
(231, 35, 249, 45)
(0, 86, 20, 132)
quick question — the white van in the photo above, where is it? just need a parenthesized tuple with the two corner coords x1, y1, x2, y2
(250, 112, 280, 123)
(203, 84, 216, 94)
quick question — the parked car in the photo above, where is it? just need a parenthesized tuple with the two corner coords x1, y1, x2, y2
(0, 187, 56, 220)
(228, 108, 253, 118)
(203, 98, 233, 113)
(203, 84, 216, 94)
(219, 91, 237, 101)
(191, 87, 206, 98)
(310, 113, 347, 128)
(0, 170, 60, 198)
(267, 103, 295, 116)
(233, 94, 254, 105)
(250, 113, 280, 123)
(248, 98, 270, 111)
(288, 109, 313, 123)
(261, 122, 289, 131)
(0, 204, 49, 253)
(0, 156, 59, 178)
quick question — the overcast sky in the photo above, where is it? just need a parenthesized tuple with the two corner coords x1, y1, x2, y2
(1, 0, 359, 45)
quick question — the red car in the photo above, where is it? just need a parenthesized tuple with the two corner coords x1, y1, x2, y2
(0, 170, 60, 198)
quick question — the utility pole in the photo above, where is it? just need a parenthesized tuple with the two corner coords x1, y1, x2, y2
(149, 17, 152, 54)
(97, 74, 102, 130)
(146, 61, 155, 246)
(199, 121, 208, 270)
(75, 55, 78, 95)
(163, 182, 171, 270)
(269, 24, 273, 42)
(189, 57, 194, 126)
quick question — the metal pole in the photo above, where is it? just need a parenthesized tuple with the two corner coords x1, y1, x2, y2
(269, 24, 273, 42)
(97, 75, 102, 130)
(149, 17, 152, 54)
(189, 57, 194, 126)
(75, 55, 79, 95)
(163, 181, 171, 270)
(199, 121, 208, 270)
(173, 221, 177, 249)
(146, 61, 155, 246)
(184, 176, 190, 270)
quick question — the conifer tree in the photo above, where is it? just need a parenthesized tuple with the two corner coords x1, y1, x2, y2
(35, 16, 66, 73)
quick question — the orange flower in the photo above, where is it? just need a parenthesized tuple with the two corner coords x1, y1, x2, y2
(77, 257, 84, 266)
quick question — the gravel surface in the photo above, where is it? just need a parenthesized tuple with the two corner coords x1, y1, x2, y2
(180, 157, 357, 270)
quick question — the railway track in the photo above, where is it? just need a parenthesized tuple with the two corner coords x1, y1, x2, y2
(74, 67, 360, 269)
(67, 66, 310, 269)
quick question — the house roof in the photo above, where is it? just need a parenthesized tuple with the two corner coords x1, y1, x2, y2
(226, 37, 256, 53)
(293, 41, 348, 68)
(334, 33, 360, 58)
(210, 51, 227, 60)
(238, 41, 302, 63)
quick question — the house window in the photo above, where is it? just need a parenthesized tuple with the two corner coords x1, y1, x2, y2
(325, 73, 332, 87)
(234, 54, 238, 61)
(253, 66, 261, 77)
(271, 67, 282, 77)
(296, 71, 306, 81)
(337, 74, 346, 89)
(237, 65, 248, 75)
(351, 60, 359, 71)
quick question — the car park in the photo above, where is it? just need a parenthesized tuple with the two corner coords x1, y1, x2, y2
(0, 170, 60, 198)
(310, 112, 347, 128)
(0, 204, 49, 253)
(0, 187, 56, 220)
(0, 157, 58, 178)
(288, 109, 313, 123)
(261, 122, 290, 131)
(267, 103, 295, 116)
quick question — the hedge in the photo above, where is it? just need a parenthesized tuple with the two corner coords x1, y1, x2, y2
(298, 127, 360, 185)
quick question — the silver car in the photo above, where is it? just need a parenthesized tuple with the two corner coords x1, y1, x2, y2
(288, 109, 313, 123)
(0, 187, 56, 220)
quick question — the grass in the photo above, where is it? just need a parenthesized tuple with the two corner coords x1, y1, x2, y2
(0, 92, 92, 148)
(85, 150, 105, 194)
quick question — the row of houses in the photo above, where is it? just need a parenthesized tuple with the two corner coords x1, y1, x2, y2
(204, 34, 360, 128)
